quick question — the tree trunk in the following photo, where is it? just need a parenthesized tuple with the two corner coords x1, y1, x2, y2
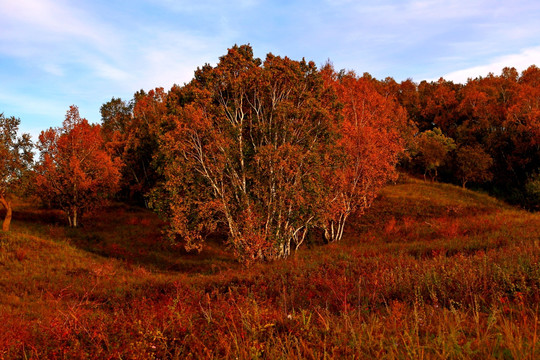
(324, 212, 349, 243)
(1, 197, 12, 232)
(68, 208, 79, 227)
(323, 227, 331, 243)
(73, 209, 78, 228)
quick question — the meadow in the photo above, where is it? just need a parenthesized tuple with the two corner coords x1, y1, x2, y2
(1, 176, 539, 359)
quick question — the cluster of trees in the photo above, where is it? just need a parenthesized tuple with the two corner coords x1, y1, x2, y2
(2, 44, 539, 261)
(101, 45, 408, 261)
(0, 45, 408, 262)
(376, 69, 540, 207)
(0, 108, 121, 231)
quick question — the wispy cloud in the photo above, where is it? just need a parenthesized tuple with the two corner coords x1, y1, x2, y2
(0, 88, 70, 138)
(317, 0, 540, 80)
(0, 0, 116, 53)
(0, 0, 239, 126)
(443, 46, 540, 83)
(147, 0, 260, 13)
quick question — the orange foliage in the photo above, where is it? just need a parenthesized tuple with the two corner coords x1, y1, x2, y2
(321, 66, 407, 241)
(35, 106, 121, 227)
(151, 46, 335, 261)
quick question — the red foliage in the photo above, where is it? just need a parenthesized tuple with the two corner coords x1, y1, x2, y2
(35, 106, 121, 227)
(151, 45, 338, 261)
(320, 66, 407, 241)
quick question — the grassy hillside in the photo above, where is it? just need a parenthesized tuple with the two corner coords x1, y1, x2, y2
(1, 176, 539, 359)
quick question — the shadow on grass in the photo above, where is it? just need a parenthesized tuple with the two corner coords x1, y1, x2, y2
(9, 203, 239, 275)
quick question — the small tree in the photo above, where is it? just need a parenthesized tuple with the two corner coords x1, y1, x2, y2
(415, 128, 456, 181)
(320, 68, 407, 242)
(0, 113, 33, 231)
(455, 144, 493, 188)
(35, 106, 121, 227)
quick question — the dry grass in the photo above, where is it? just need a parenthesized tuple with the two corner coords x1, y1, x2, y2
(0, 176, 538, 359)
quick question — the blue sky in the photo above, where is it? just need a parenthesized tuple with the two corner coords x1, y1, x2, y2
(1, 0, 540, 138)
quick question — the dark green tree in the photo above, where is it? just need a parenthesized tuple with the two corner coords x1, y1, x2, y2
(0, 113, 33, 231)
(415, 128, 456, 181)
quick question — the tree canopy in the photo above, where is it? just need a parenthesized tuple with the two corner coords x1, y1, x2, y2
(320, 66, 408, 242)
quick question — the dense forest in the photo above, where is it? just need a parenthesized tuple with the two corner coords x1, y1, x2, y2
(1, 44, 539, 262)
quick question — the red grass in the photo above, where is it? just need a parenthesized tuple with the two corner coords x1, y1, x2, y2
(0, 178, 538, 359)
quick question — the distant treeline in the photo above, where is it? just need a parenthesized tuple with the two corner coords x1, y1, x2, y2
(372, 67, 540, 208)
(102, 54, 540, 211)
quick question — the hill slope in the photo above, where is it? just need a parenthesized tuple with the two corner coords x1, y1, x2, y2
(1, 177, 539, 359)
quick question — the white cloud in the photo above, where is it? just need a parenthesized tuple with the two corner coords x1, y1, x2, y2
(0, 0, 235, 107)
(443, 46, 540, 83)
(128, 25, 236, 90)
(324, 0, 490, 22)
(0, 0, 116, 51)
(0, 0, 128, 89)
(147, 0, 259, 13)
